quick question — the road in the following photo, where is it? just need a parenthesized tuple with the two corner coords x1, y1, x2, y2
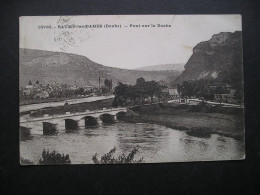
(20, 95, 115, 113)
(168, 98, 243, 108)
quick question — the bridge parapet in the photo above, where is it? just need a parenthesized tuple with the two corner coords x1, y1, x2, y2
(20, 107, 127, 124)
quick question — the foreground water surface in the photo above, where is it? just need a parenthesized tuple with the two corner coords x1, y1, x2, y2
(20, 121, 245, 164)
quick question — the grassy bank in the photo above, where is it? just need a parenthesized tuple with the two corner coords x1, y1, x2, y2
(20, 93, 112, 106)
(20, 96, 80, 106)
(126, 103, 244, 139)
(21, 98, 114, 117)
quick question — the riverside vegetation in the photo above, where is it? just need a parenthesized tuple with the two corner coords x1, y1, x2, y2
(21, 147, 143, 165)
(21, 149, 72, 165)
(92, 147, 144, 164)
(38, 149, 71, 165)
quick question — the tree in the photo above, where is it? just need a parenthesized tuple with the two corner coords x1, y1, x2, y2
(98, 77, 101, 91)
(128, 85, 139, 105)
(101, 86, 109, 93)
(39, 149, 71, 165)
(74, 87, 84, 95)
(177, 83, 182, 102)
(113, 79, 167, 106)
(36, 80, 39, 85)
(215, 85, 224, 104)
(104, 79, 110, 90)
(234, 89, 243, 105)
(156, 84, 167, 103)
(92, 147, 143, 164)
(110, 79, 113, 91)
(180, 81, 194, 100)
(177, 83, 181, 94)
(145, 80, 160, 104)
(136, 77, 146, 103)
(104, 79, 113, 92)
(114, 82, 129, 106)
(136, 77, 145, 86)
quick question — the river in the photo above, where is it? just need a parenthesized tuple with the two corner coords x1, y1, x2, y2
(20, 121, 245, 164)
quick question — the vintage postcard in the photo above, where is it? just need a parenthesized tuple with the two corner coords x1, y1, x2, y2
(19, 15, 244, 165)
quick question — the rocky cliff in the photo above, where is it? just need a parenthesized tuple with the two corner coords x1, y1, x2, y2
(174, 31, 243, 87)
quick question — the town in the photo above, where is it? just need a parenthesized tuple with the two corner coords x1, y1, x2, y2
(19, 78, 113, 104)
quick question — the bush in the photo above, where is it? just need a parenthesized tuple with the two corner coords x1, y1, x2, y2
(189, 102, 212, 112)
(92, 147, 144, 164)
(38, 149, 71, 165)
(20, 157, 34, 165)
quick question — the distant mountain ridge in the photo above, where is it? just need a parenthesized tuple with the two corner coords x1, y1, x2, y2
(19, 49, 180, 88)
(136, 64, 185, 72)
(174, 31, 243, 87)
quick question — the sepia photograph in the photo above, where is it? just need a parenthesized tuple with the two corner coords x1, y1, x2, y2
(19, 15, 245, 165)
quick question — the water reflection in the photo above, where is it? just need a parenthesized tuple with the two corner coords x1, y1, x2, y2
(20, 121, 245, 164)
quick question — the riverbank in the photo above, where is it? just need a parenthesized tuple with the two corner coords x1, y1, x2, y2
(20, 97, 245, 140)
(125, 103, 244, 140)
(19, 93, 113, 106)
(20, 98, 115, 117)
(20, 95, 114, 113)
(20, 96, 87, 106)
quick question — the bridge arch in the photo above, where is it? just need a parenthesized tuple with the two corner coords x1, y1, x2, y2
(42, 122, 58, 135)
(83, 116, 98, 127)
(20, 126, 31, 140)
(64, 119, 79, 130)
(116, 111, 127, 120)
(99, 113, 115, 124)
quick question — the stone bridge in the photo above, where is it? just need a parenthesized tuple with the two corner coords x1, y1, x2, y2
(20, 107, 127, 135)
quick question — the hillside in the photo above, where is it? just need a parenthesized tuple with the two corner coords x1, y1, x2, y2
(174, 31, 243, 88)
(19, 49, 180, 87)
(136, 64, 184, 72)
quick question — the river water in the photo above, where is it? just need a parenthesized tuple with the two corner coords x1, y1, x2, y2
(20, 121, 245, 164)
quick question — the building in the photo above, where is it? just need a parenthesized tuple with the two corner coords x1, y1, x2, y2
(22, 89, 31, 96)
(209, 83, 232, 93)
(169, 88, 179, 99)
(214, 89, 236, 103)
(25, 85, 34, 89)
(34, 91, 50, 99)
(84, 86, 93, 93)
(69, 85, 79, 91)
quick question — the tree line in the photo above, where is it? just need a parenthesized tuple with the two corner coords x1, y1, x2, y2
(176, 78, 243, 103)
(112, 77, 167, 106)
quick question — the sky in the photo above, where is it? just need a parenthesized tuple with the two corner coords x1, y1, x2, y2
(20, 15, 242, 69)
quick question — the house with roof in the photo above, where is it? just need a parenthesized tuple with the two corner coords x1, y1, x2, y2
(34, 91, 50, 99)
(169, 88, 179, 99)
(214, 89, 236, 103)
(84, 86, 93, 93)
